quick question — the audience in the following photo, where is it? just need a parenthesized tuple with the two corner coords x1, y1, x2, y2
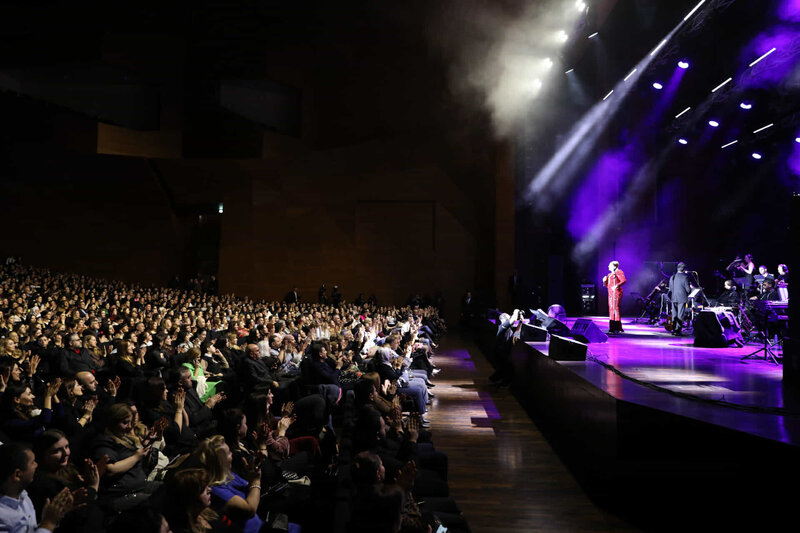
(0, 263, 458, 532)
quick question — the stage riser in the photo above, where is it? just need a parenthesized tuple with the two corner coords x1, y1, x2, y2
(477, 321, 800, 528)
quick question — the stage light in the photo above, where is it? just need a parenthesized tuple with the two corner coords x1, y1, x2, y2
(678, 138, 688, 145)
(544, 58, 553, 70)
(575, 0, 587, 12)
(708, 120, 719, 127)
(721, 140, 738, 149)
(532, 79, 543, 92)
(588, 32, 598, 39)
(740, 102, 752, 110)
(556, 30, 569, 43)
(652, 82, 663, 90)
(752, 153, 762, 160)
(711, 77, 732, 92)
(624, 68, 637, 81)
(218, 202, 224, 214)
(795, 137, 800, 143)
(602, 90, 614, 101)
(678, 60, 689, 69)
(684, 0, 706, 21)
(749, 47, 777, 67)
(565, 68, 574, 74)
(753, 123, 774, 134)
(675, 107, 691, 118)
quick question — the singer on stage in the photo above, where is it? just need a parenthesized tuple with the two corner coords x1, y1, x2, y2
(603, 260, 626, 334)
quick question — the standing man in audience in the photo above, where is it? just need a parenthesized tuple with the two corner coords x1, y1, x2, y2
(284, 287, 300, 305)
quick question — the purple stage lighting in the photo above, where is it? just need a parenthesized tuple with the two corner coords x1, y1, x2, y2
(740, 102, 753, 110)
(678, 60, 689, 69)
(652, 82, 663, 90)
(752, 153, 762, 160)
(796, 137, 800, 143)
(678, 138, 688, 145)
(708, 120, 720, 127)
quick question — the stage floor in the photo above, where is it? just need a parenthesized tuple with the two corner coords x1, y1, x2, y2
(526, 316, 800, 447)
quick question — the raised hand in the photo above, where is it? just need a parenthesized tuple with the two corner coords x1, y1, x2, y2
(280, 401, 294, 417)
(29, 354, 41, 375)
(40, 487, 73, 530)
(45, 378, 62, 398)
(396, 460, 417, 492)
(277, 413, 295, 434)
(83, 458, 100, 489)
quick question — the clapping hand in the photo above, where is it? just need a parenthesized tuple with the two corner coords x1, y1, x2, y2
(280, 401, 294, 418)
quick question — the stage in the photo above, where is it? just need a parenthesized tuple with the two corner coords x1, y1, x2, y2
(476, 315, 800, 529)
(529, 317, 800, 446)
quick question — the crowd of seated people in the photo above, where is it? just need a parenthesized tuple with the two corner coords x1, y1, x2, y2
(0, 263, 466, 532)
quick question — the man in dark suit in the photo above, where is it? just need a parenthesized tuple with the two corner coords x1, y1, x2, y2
(669, 262, 694, 335)
(284, 287, 300, 304)
(460, 291, 475, 327)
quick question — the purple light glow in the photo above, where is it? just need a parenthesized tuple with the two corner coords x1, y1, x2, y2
(652, 82, 663, 90)
(708, 120, 720, 127)
(678, 60, 689, 69)
(567, 148, 635, 242)
(778, 0, 800, 22)
(739, 29, 800, 88)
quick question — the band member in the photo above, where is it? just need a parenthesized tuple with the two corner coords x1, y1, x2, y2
(602, 261, 626, 334)
(757, 279, 781, 301)
(777, 264, 789, 284)
(717, 279, 741, 307)
(669, 262, 693, 336)
(737, 254, 755, 292)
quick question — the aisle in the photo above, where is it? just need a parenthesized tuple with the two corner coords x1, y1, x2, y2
(425, 332, 637, 532)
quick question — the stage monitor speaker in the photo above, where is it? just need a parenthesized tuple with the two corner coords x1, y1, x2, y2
(570, 318, 608, 343)
(693, 309, 744, 348)
(521, 322, 548, 342)
(549, 334, 588, 361)
(543, 317, 571, 338)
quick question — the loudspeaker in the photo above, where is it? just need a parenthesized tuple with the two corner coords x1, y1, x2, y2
(570, 318, 608, 343)
(542, 317, 572, 338)
(521, 322, 548, 342)
(549, 334, 588, 361)
(693, 309, 744, 348)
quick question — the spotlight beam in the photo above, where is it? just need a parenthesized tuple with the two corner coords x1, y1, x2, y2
(721, 140, 738, 149)
(624, 68, 637, 81)
(675, 107, 691, 118)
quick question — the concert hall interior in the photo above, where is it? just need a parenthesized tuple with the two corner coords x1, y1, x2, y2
(0, 0, 799, 531)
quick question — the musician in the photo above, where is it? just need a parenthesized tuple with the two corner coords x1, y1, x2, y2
(737, 254, 755, 292)
(602, 261, 626, 334)
(777, 264, 789, 284)
(668, 262, 694, 336)
(717, 279, 741, 307)
(757, 279, 781, 301)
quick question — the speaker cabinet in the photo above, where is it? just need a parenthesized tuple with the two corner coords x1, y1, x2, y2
(570, 318, 608, 344)
(549, 334, 588, 361)
(693, 309, 743, 348)
(521, 322, 548, 342)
